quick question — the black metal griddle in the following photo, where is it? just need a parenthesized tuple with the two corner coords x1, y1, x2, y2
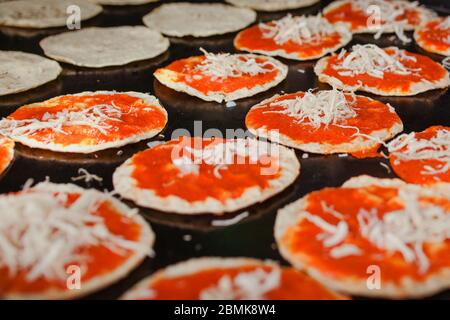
(0, 0, 449, 300)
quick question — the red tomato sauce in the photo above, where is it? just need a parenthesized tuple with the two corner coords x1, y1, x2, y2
(235, 24, 345, 59)
(131, 137, 280, 203)
(324, 2, 421, 32)
(416, 19, 450, 53)
(144, 265, 341, 300)
(0, 139, 12, 174)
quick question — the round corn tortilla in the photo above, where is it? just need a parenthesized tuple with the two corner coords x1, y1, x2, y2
(1, 181, 155, 300)
(246, 91, 404, 154)
(0, 91, 168, 154)
(234, 17, 352, 61)
(275, 175, 450, 298)
(113, 138, 300, 215)
(226, 0, 319, 12)
(40, 26, 170, 68)
(121, 257, 346, 300)
(314, 47, 450, 96)
(323, 0, 435, 34)
(0, 51, 62, 97)
(89, 0, 158, 5)
(142, 2, 257, 37)
(0, 0, 102, 29)
(414, 18, 450, 57)
(154, 53, 288, 103)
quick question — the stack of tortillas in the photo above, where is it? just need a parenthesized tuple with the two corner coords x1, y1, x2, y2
(40, 26, 170, 68)
(0, 0, 102, 28)
(142, 2, 257, 37)
(0, 51, 61, 96)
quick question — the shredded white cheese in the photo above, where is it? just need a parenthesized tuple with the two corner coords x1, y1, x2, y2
(211, 211, 249, 227)
(71, 168, 103, 184)
(437, 16, 450, 30)
(303, 182, 450, 271)
(171, 139, 272, 178)
(259, 14, 338, 45)
(225, 101, 237, 108)
(333, 44, 421, 79)
(357, 186, 450, 273)
(0, 182, 149, 282)
(146, 140, 165, 149)
(172, 155, 200, 177)
(353, 0, 423, 42)
(0, 103, 123, 138)
(442, 57, 450, 71)
(195, 48, 275, 81)
(200, 267, 281, 300)
(388, 128, 450, 176)
(263, 88, 357, 128)
(379, 162, 391, 173)
(330, 244, 362, 259)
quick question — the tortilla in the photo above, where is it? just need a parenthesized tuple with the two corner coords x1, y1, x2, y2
(246, 90, 403, 154)
(414, 17, 450, 57)
(314, 44, 450, 96)
(0, 51, 62, 97)
(142, 2, 256, 37)
(154, 51, 288, 103)
(113, 137, 300, 215)
(89, 0, 158, 5)
(275, 175, 450, 298)
(121, 257, 346, 300)
(225, 0, 319, 12)
(40, 26, 170, 68)
(0, 181, 154, 300)
(235, 14, 352, 61)
(323, 0, 434, 35)
(0, 0, 102, 29)
(388, 125, 450, 184)
(0, 91, 168, 154)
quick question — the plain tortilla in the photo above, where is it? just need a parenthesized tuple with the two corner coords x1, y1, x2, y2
(142, 2, 257, 37)
(40, 26, 170, 68)
(0, 0, 102, 29)
(89, 0, 158, 5)
(226, 0, 319, 12)
(0, 51, 62, 96)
